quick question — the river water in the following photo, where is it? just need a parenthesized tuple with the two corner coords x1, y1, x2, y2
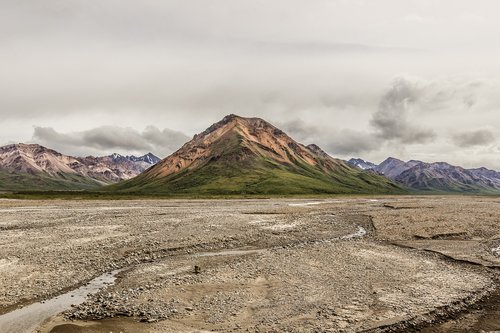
(0, 269, 122, 333)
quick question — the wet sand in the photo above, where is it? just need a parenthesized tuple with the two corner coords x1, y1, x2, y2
(419, 289, 500, 333)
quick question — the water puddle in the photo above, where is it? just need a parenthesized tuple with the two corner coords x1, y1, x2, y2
(0, 269, 123, 333)
(288, 200, 344, 207)
(341, 226, 367, 240)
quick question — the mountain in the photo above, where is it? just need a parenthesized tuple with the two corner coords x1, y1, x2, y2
(469, 167, 500, 186)
(108, 152, 161, 165)
(75, 153, 160, 184)
(109, 115, 404, 195)
(0, 144, 102, 191)
(0, 144, 160, 191)
(374, 157, 500, 193)
(347, 158, 377, 170)
(374, 157, 421, 180)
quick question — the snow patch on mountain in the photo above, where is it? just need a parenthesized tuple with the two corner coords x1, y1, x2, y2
(347, 158, 377, 170)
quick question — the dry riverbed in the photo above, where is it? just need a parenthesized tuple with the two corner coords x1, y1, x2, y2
(0, 197, 499, 333)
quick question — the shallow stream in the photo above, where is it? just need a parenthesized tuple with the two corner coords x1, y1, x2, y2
(0, 269, 122, 333)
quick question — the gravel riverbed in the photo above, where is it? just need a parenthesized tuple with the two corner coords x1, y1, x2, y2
(0, 197, 498, 332)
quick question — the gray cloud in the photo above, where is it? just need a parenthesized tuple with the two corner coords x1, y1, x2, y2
(323, 129, 380, 156)
(278, 119, 320, 144)
(279, 76, 496, 159)
(280, 120, 379, 156)
(32, 126, 189, 157)
(452, 129, 495, 147)
(370, 77, 436, 144)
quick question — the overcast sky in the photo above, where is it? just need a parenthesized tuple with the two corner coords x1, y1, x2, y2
(1, 0, 500, 169)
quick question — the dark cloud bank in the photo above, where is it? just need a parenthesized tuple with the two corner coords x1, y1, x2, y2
(281, 76, 498, 168)
(282, 77, 439, 155)
(370, 78, 436, 144)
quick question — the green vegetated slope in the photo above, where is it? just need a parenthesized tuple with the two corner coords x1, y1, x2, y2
(0, 170, 102, 192)
(113, 159, 404, 195)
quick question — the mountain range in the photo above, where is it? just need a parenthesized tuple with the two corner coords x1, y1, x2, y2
(109, 114, 403, 195)
(1, 115, 499, 195)
(0, 143, 160, 191)
(348, 157, 500, 194)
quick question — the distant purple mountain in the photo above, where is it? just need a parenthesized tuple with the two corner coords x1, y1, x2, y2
(356, 157, 500, 193)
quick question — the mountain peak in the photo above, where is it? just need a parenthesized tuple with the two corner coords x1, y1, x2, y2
(348, 158, 377, 170)
(384, 157, 404, 163)
(0, 142, 78, 177)
(106, 152, 161, 165)
(3, 143, 46, 151)
(148, 114, 321, 179)
(306, 144, 330, 158)
(133, 152, 161, 164)
(0, 143, 63, 158)
(195, 114, 238, 135)
(375, 157, 411, 180)
(223, 113, 242, 121)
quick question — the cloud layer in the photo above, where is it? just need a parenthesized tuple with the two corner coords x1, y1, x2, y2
(33, 126, 189, 157)
(1, 1, 500, 168)
(280, 75, 499, 168)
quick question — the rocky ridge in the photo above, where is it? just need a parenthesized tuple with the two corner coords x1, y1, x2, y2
(0, 143, 160, 190)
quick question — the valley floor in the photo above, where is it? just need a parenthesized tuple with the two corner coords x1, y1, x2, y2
(0, 197, 499, 332)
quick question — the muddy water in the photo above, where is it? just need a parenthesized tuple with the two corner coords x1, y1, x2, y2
(0, 269, 122, 333)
